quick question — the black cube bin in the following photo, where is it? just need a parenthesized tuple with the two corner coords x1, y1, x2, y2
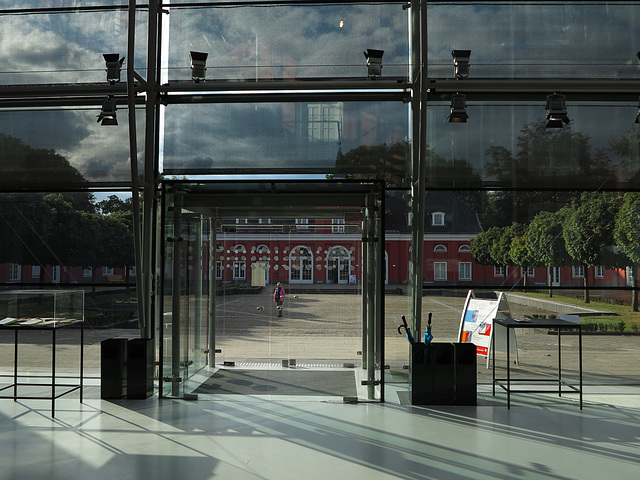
(454, 342, 477, 406)
(127, 338, 154, 399)
(101, 338, 128, 399)
(411, 342, 456, 405)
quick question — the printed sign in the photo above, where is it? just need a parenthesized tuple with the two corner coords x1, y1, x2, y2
(458, 290, 518, 366)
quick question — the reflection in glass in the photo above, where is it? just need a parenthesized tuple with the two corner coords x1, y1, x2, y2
(0, 109, 141, 187)
(426, 102, 640, 189)
(0, 6, 146, 84)
(164, 4, 409, 80)
(161, 101, 409, 183)
(427, 2, 640, 79)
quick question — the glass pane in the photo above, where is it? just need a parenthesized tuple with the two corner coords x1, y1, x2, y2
(164, 4, 408, 80)
(161, 180, 387, 401)
(426, 102, 640, 189)
(161, 101, 409, 182)
(0, 108, 144, 187)
(427, 2, 640, 79)
(0, 191, 139, 379)
(0, 6, 146, 84)
(420, 189, 640, 387)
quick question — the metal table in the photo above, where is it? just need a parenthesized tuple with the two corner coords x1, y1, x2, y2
(492, 317, 582, 409)
(0, 320, 84, 417)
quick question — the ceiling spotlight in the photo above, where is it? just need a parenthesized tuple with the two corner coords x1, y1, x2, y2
(448, 93, 468, 123)
(451, 50, 471, 79)
(97, 96, 118, 126)
(103, 53, 124, 84)
(190, 51, 208, 82)
(364, 49, 384, 79)
(545, 93, 570, 128)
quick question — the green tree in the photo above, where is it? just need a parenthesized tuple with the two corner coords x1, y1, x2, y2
(526, 209, 572, 297)
(563, 192, 622, 303)
(614, 192, 640, 311)
(470, 226, 504, 267)
(0, 133, 86, 189)
(0, 193, 54, 268)
(510, 227, 536, 289)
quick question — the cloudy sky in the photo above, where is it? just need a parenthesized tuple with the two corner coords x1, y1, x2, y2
(0, 2, 639, 186)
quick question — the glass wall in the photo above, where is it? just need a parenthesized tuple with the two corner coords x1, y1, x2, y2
(427, 2, 640, 79)
(1, 1, 639, 401)
(163, 3, 409, 80)
(162, 102, 409, 176)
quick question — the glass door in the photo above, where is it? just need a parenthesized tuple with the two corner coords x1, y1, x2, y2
(160, 190, 209, 398)
(159, 180, 385, 402)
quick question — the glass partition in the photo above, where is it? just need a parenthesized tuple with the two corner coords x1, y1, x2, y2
(160, 180, 387, 401)
(0, 108, 144, 188)
(427, 2, 640, 79)
(0, 4, 147, 85)
(161, 101, 409, 179)
(425, 101, 640, 189)
(164, 3, 409, 81)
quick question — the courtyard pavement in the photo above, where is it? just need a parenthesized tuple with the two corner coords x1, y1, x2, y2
(1, 289, 638, 399)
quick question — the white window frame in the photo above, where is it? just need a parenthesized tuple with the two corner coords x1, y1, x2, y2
(83, 267, 92, 277)
(494, 266, 505, 277)
(572, 266, 585, 278)
(32, 265, 41, 278)
(521, 266, 535, 277)
(458, 244, 471, 253)
(9, 264, 21, 282)
(103, 267, 114, 276)
(594, 265, 604, 278)
(459, 262, 472, 281)
(434, 262, 447, 281)
(216, 261, 223, 279)
(434, 244, 447, 253)
(233, 261, 246, 279)
(431, 212, 445, 226)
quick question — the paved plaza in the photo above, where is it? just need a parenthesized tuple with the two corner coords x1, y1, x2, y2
(1, 289, 638, 392)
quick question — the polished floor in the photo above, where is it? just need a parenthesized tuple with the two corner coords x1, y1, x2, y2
(1, 379, 639, 480)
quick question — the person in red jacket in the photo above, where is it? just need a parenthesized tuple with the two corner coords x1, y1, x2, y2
(273, 282, 285, 317)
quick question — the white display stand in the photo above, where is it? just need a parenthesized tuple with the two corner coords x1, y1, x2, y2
(457, 290, 519, 368)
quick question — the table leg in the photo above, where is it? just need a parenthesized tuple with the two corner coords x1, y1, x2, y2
(492, 337, 495, 397)
(579, 325, 583, 409)
(52, 328, 56, 417)
(13, 330, 18, 401)
(506, 326, 511, 409)
(558, 327, 562, 398)
(80, 321, 84, 403)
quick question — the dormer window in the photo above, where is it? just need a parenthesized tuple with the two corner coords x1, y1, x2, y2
(431, 212, 445, 226)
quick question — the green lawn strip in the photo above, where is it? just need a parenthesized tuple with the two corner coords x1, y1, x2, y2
(513, 291, 640, 332)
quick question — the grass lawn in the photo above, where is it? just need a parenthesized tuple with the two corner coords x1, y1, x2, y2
(516, 291, 640, 331)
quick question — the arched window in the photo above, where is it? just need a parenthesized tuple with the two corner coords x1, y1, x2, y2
(289, 246, 313, 283)
(232, 244, 246, 254)
(327, 246, 351, 284)
(256, 244, 270, 254)
(434, 244, 447, 253)
(458, 244, 471, 253)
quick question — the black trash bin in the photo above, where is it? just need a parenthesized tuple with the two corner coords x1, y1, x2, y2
(454, 342, 477, 406)
(101, 338, 128, 399)
(127, 338, 154, 399)
(411, 342, 455, 405)
(410, 342, 477, 406)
